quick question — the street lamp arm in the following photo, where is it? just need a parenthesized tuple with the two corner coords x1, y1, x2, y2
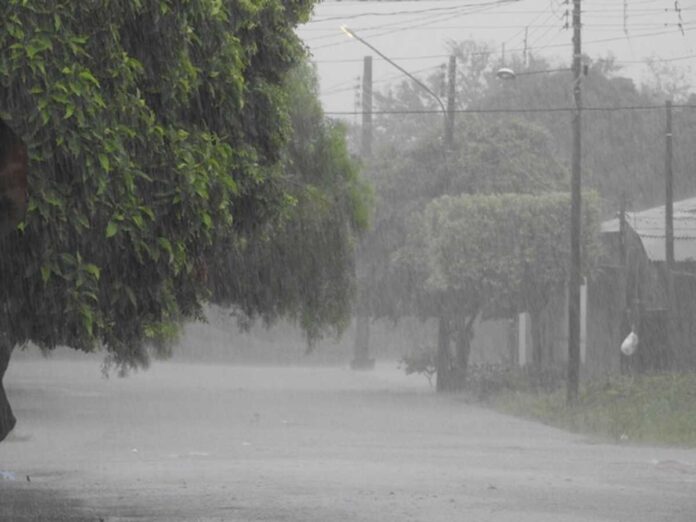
(341, 26, 447, 115)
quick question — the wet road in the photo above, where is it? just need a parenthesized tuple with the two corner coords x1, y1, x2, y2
(1, 359, 695, 521)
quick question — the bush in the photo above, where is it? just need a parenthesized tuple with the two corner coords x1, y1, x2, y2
(400, 346, 566, 396)
(400, 349, 437, 387)
(465, 363, 565, 400)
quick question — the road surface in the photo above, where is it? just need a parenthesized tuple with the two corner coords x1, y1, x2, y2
(1, 358, 695, 521)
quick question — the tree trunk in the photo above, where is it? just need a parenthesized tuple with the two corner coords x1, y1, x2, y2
(452, 324, 472, 390)
(351, 309, 374, 370)
(436, 316, 451, 392)
(0, 338, 15, 442)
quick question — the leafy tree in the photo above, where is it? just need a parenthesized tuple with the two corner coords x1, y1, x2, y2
(209, 61, 370, 343)
(361, 114, 568, 311)
(398, 193, 599, 390)
(479, 54, 696, 212)
(353, 107, 572, 388)
(0, 1, 367, 441)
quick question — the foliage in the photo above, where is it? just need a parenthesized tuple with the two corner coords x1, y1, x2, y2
(209, 62, 370, 343)
(361, 117, 570, 320)
(495, 373, 696, 447)
(398, 192, 599, 320)
(0, 0, 367, 370)
(463, 363, 566, 401)
(480, 55, 696, 212)
(400, 348, 437, 387)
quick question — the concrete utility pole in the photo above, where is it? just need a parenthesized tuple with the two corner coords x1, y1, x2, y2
(567, 0, 582, 404)
(361, 56, 373, 159)
(445, 55, 456, 149)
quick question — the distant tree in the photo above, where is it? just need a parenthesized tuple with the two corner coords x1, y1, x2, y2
(0, 1, 368, 441)
(479, 54, 696, 212)
(363, 114, 569, 311)
(398, 193, 599, 390)
(354, 107, 570, 388)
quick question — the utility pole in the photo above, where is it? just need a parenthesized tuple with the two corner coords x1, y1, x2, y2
(665, 99, 675, 370)
(665, 100, 674, 267)
(445, 55, 456, 149)
(361, 56, 373, 159)
(567, 0, 582, 404)
(619, 192, 627, 267)
(352, 55, 374, 371)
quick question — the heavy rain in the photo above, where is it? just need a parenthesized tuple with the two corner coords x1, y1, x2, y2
(1, 1, 696, 521)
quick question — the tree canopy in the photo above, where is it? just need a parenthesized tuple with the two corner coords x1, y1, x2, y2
(360, 115, 569, 321)
(209, 61, 370, 343)
(0, 0, 366, 370)
(401, 192, 598, 318)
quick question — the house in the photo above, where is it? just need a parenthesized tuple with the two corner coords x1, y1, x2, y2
(594, 197, 696, 375)
(468, 197, 696, 380)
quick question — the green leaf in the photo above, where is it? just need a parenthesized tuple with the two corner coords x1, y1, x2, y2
(202, 212, 212, 229)
(78, 70, 100, 87)
(106, 221, 118, 238)
(98, 153, 110, 172)
(84, 263, 101, 280)
(41, 265, 51, 284)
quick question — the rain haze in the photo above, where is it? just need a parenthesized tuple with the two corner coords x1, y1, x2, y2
(1, 1, 696, 521)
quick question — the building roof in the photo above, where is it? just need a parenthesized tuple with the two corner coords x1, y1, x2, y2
(601, 196, 696, 262)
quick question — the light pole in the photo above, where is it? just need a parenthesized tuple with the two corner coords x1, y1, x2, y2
(341, 26, 453, 148)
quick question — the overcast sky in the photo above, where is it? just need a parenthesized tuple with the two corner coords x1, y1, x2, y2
(297, 0, 695, 113)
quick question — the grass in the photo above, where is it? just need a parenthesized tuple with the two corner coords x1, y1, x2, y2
(491, 373, 696, 447)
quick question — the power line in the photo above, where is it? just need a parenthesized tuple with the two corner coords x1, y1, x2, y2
(323, 104, 696, 116)
(312, 52, 696, 65)
(311, 1, 523, 49)
(308, 23, 692, 53)
(307, 0, 522, 23)
(302, 22, 695, 32)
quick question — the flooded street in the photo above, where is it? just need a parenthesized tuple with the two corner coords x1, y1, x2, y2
(1, 359, 694, 521)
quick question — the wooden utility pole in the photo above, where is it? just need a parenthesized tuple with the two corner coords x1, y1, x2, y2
(445, 55, 456, 149)
(619, 192, 627, 266)
(665, 100, 674, 267)
(567, 0, 583, 404)
(665, 99, 676, 370)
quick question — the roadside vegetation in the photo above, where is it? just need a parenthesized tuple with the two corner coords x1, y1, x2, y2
(402, 353, 696, 447)
(488, 368, 696, 447)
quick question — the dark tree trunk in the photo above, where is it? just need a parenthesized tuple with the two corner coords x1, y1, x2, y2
(436, 316, 451, 392)
(455, 331, 471, 372)
(0, 338, 15, 442)
(447, 315, 476, 392)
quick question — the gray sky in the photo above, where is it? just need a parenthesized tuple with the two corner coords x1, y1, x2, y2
(297, 0, 695, 113)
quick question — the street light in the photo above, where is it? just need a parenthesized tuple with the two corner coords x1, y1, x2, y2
(340, 25, 451, 144)
(495, 67, 516, 80)
(495, 67, 573, 79)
